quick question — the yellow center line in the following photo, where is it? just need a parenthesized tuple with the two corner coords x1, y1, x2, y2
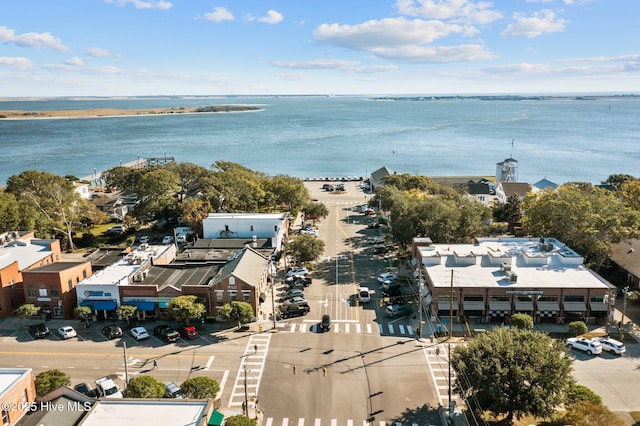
(335, 202, 359, 321)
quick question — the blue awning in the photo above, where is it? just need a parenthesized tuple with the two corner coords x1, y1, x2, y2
(80, 300, 117, 311)
(126, 301, 156, 311)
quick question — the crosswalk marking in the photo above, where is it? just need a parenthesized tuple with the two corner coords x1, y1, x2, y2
(265, 419, 273, 426)
(314, 419, 321, 426)
(355, 323, 361, 333)
(283, 419, 289, 426)
(298, 418, 305, 426)
(347, 420, 353, 426)
(283, 321, 418, 336)
(344, 323, 350, 333)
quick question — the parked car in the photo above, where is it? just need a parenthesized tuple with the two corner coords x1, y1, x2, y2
(285, 275, 312, 286)
(279, 304, 310, 319)
(95, 376, 123, 398)
(320, 314, 331, 332)
(161, 235, 174, 244)
(367, 222, 380, 229)
(130, 326, 150, 340)
(106, 225, 125, 234)
(592, 337, 626, 355)
(102, 324, 123, 340)
(382, 285, 402, 297)
(385, 304, 412, 318)
(177, 325, 199, 340)
(566, 337, 602, 355)
(74, 383, 98, 398)
(364, 208, 376, 216)
(283, 296, 309, 307)
(29, 323, 50, 339)
(373, 245, 389, 254)
(58, 326, 77, 339)
(138, 235, 150, 244)
(154, 325, 181, 343)
(378, 272, 397, 282)
(287, 267, 309, 277)
(283, 289, 305, 300)
(164, 381, 183, 398)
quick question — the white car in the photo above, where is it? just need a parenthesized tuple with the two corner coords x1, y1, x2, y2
(593, 337, 626, 355)
(566, 337, 602, 355)
(58, 326, 77, 339)
(130, 326, 150, 340)
(378, 272, 397, 282)
(161, 235, 174, 244)
(287, 267, 309, 277)
(138, 235, 150, 244)
(283, 296, 309, 307)
(358, 287, 371, 303)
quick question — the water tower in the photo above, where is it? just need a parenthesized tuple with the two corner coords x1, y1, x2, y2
(496, 157, 518, 182)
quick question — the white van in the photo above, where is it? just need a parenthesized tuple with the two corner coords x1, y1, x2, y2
(358, 287, 371, 303)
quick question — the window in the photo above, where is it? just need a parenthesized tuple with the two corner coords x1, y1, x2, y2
(516, 295, 532, 302)
(229, 291, 237, 300)
(590, 295, 605, 303)
(564, 295, 585, 302)
(27, 285, 36, 298)
(50, 286, 59, 298)
(21, 389, 27, 403)
(490, 295, 509, 301)
(68, 280, 73, 291)
(83, 270, 87, 279)
(463, 295, 484, 301)
(215, 291, 224, 303)
(538, 295, 558, 302)
(242, 291, 251, 302)
(437, 294, 458, 302)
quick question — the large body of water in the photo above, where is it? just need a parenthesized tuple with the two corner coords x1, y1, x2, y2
(1, 95, 638, 186)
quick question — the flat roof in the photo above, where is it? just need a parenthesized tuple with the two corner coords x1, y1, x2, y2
(205, 213, 285, 220)
(143, 264, 221, 289)
(26, 261, 86, 273)
(0, 368, 31, 396)
(420, 237, 613, 291)
(79, 399, 210, 426)
(0, 239, 54, 270)
(79, 245, 168, 286)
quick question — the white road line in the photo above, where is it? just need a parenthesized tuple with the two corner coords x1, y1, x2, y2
(298, 418, 305, 426)
(204, 356, 215, 370)
(265, 418, 273, 426)
(367, 323, 373, 334)
(355, 323, 361, 333)
(300, 323, 307, 333)
(344, 323, 350, 333)
(314, 418, 321, 426)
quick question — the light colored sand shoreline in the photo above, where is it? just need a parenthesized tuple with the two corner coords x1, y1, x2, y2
(0, 106, 260, 120)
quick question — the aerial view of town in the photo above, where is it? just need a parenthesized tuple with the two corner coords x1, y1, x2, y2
(1, 1, 639, 426)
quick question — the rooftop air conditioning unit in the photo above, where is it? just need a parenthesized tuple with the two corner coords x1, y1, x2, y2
(509, 271, 518, 283)
(500, 262, 511, 272)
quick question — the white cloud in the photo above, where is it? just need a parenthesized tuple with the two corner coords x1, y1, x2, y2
(501, 9, 567, 38)
(277, 72, 311, 82)
(0, 56, 33, 70)
(372, 43, 496, 63)
(104, 0, 172, 10)
(86, 47, 113, 57)
(271, 58, 361, 71)
(314, 18, 465, 50)
(258, 10, 284, 24)
(0, 26, 69, 51)
(204, 7, 234, 22)
(395, 0, 503, 24)
(65, 57, 84, 67)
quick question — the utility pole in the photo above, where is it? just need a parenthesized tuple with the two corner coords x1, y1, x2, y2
(243, 361, 249, 416)
(417, 267, 423, 339)
(271, 260, 277, 329)
(123, 341, 129, 391)
(619, 286, 629, 340)
(448, 269, 454, 423)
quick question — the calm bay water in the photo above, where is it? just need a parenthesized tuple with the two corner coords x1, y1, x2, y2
(1, 95, 638, 186)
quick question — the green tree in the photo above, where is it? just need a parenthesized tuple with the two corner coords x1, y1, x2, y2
(510, 313, 533, 329)
(522, 184, 640, 269)
(224, 415, 257, 426)
(451, 327, 573, 423)
(6, 170, 97, 249)
(601, 173, 636, 191)
(166, 162, 210, 203)
(116, 305, 138, 325)
(74, 306, 93, 327)
(13, 304, 41, 322)
(620, 180, 640, 211)
(168, 295, 206, 324)
(301, 201, 329, 225)
(126, 375, 166, 398)
(493, 193, 524, 224)
(568, 320, 588, 336)
(134, 168, 180, 221)
(266, 175, 309, 213)
(219, 301, 255, 327)
(180, 376, 220, 399)
(566, 383, 602, 405)
(178, 198, 211, 235)
(0, 190, 21, 232)
(560, 400, 626, 426)
(201, 161, 267, 212)
(285, 234, 325, 264)
(35, 369, 71, 396)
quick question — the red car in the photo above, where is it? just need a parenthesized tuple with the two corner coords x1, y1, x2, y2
(177, 325, 199, 339)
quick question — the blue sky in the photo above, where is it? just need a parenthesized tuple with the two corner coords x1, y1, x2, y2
(0, 0, 638, 97)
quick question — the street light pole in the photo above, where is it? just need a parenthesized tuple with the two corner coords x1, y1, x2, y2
(619, 286, 629, 340)
(271, 261, 277, 329)
(243, 361, 249, 416)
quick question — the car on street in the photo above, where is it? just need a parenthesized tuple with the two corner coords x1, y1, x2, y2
(320, 314, 331, 332)
(364, 208, 376, 216)
(378, 272, 397, 282)
(138, 235, 150, 244)
(95, 376, 123, 398)
(58, 326, 77, 339)
(287, 267, 309, 277)
(28, 323, 50, 339)
(154, 325, 181, 343)
(283, 296, 309, 307)
(102, 324, 123, 339)
(283, 289, 305, 300)
(130, 326, 150, 340)
(592, 337, 626, 355)
(177, 325, 199, 340)
(279, 304, 310, 319)
(373, 245, 388, 254)
(385, 304, 412, 318)
(74, 383, 98, 398)
(565, 337, 602, 355)
(382, 285, 402, 297)
(161, 235, 174, 244)
(358, 287, 371, 303)
(285, 275, 312, 286)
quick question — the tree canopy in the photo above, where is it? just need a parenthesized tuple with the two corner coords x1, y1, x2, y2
(219, 301, 255, 326)
(168, 295, 206, 324)
(285, 234, 325, 264)
(224, 415, 257, 426)
(180, 376, 220, 399)
(13, 304, 40, 320)
(35, 369, 71, 396)
(451, 327, 573, 423)
(127, 375, 165, 398)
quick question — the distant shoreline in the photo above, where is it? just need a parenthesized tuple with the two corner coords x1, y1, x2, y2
(0, 105, 261, 120)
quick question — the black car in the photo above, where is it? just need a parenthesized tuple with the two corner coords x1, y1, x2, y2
(28, 323, 50, 339)
(154, 325, 181, 343)
(74, 383, 98, 398)
(102, 324, 123, 339)
(279, 304, 310, 319)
